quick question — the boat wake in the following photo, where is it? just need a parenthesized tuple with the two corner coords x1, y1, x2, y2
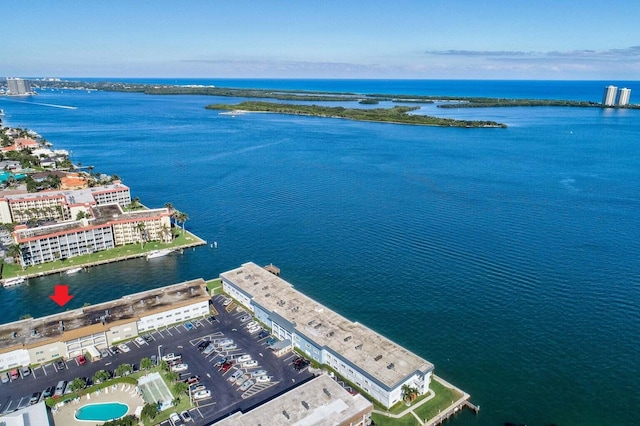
(3, 99, 77, 109)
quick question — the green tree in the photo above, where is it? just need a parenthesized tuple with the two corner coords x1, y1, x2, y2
(7, 244, 23, 266)
(93, 369, 111, 384)
(165, 371, 179, 383)
(159, 360, 169, 372)
(175, 211, 189, 234)
(173, 381, 188, 397)
(115, 363, 133, 377)
(69, 377, 87, 392)
(140, 403, 158, 423)
(140, 357, 154, 371)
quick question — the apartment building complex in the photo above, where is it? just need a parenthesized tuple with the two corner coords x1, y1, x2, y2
(0, 279, 210, 370)
(220, 262, 434, 409)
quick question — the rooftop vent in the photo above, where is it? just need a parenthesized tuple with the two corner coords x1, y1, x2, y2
(253, 281, 259, 286)
(301, 401, 309, 410)
(282, 410, 290, 420)
(314, 323, 322, 329)
(140, 300, 145, 306)
(190, 288, 195, 295)
(265, 293, 270, 297)
(344, 336, 352, 342)
(308, 320, 315, 326)
(327, 331, 335, 337)
(31, 329, 37, 337)
(355, 344, 363, 350)
(11, 331, 17, 339)
(374, 355, 383, 361)
(387, 362, 395, 370)
(262, 285, 269, 290)
(323, 388, 331, 397)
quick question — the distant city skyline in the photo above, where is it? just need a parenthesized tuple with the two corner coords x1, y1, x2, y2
(5, 0, 640, 80)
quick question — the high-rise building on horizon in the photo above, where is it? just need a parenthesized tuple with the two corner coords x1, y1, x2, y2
(5, 77, 33, 96)
(617, 88, 631, 106)
(602, 85, 617, 107)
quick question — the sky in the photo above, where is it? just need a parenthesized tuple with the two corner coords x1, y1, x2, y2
(5, 0, 640, 80)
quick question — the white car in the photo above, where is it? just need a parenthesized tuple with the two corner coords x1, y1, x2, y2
(171, 363, 189, 372)
(240, 379, 254, 391)
(252, 369, 268, 378)
(225, 344, 238, 350)
(242, 360, 258, 368)
(245, 321, 258, 328)
(235, 374, 250, 386)
(135, 337, 146, 345)
(117, 343, 130, 353)
(218, 339, 234, 347)
(236, 354, 252, 363)
(162, 353, 182, 362)
(229, 370, 244, 382)
(222, 298, 232, 306)
(192, 389, 211, 400)
(169, 412, 181, 425)
(255, 375, 271, 383)
(247, 326, 261, 334)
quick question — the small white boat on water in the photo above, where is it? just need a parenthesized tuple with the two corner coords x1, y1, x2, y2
(65, 267, 83, 275)
(3, 277, 25, 287)
(146, 248, 175, 260)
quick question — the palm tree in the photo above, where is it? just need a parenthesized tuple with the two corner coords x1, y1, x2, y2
(164, 202, 174, 213)
(161, 224, 172, 243)
(175, 211, 189, 234)
(7, 244, 23, 266)
(136, 222, 146, 248)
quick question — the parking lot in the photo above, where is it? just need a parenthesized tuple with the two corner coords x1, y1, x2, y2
(0, 294, 314, 425)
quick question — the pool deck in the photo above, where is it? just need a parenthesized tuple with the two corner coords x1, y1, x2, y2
(52, 384, 145, 425)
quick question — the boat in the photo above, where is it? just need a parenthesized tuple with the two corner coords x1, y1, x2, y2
(65, 267, 83, 275)
(146, 248, 175, 259)
(3, 277, 25, 287)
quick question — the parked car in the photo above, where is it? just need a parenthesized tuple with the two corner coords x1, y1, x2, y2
(184, 375, 200, 385)
(135, 337, 146, 345)
(222, 298, 232, 306)
(239, 315, 250, 323)
(221, 361, 234, 373)
(202, 343, 215, 355)
(190, 384, 206, 393)
(255, 375, 271, 383)
(143, 334, 153, 342)
(77, 354, 87, 365)
(162, 353, 182, 362)
(169, 412, 181, 425)
(214, 357, 228, 367)
(1, 372, 9, 383)
(192, 389, 211, 400)
(266, 337, 278, 346)
(229, 369, 244, 381)
(252, 369, 268, 378)
(42, 386, 53, 398)
(110, 346, 120, 355)
(258, 330, 269, 339)
(197, 340, 210, 351)
(53, 381, 66, 398)
(224, 344, 238, 350)
(150, 355, 158, 365)
(9, 369, 19, 381)
(100, 348, 110, 358)
(55, 359, 66, 371)
(180, 410, 192, 422)
(218, 339, 234, 347)
(235, 374, 249, 386)
(117, 343, 130, 353)
(247, 326, 261, 334)
(242, 360, 258, 368)
(21, 366, 31, 377)
(29, 392, 41, 405)
(245, 321, 258, 328)
(239, 379, 254, 391)
(236, 354, 251, 363)
(63, 381, 74, 395)
(171, 363, 189, 373)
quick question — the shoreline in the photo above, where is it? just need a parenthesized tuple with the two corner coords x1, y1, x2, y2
(2, 230, 206, 283)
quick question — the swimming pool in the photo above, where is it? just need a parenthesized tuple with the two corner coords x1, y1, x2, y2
(75, 402, 128, 422)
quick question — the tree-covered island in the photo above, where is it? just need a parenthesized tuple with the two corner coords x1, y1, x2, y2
(205, 101, 508, 128)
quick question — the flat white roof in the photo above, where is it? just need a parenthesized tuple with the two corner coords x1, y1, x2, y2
(213, 374, 372, 426)
(221, 262, 434, 389)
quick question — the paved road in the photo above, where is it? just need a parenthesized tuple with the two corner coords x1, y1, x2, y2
(0, 295, 314, 425)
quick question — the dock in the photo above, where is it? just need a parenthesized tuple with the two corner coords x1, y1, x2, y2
(425, 376, 478, 426)
(263, 263, 280, 276)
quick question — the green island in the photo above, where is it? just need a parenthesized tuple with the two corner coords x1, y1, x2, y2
(205, 101, 508, 128)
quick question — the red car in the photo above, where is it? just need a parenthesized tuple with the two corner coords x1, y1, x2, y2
(77, 354, 87, 365)
(221, 361, 234, 373)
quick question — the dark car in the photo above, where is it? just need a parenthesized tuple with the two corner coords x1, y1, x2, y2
(110, 346, 120, 355)
(258, 330, 269, 339)
(197, 340, 210, 351)
(142, 334, 153, 342)
(150, 355, 158, 365)
(42, 386, 54, 398)
(55, 359, 66, 371)
(214, 357, 228, 367)
(184, 375, 200, 385)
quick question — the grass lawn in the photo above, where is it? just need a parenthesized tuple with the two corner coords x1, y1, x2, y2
(413, 379, 463, 421)
(2, 230, 204, 279)
(206, 278, 222, 295)
(370, 378, 464, 426)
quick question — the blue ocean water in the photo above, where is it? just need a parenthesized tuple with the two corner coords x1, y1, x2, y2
(1, 80, 639, 425)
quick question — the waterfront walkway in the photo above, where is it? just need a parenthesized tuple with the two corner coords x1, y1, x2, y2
(372, 375, 477, 426)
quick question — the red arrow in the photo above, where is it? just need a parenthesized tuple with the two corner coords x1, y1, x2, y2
(50, 285, 74, 307)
